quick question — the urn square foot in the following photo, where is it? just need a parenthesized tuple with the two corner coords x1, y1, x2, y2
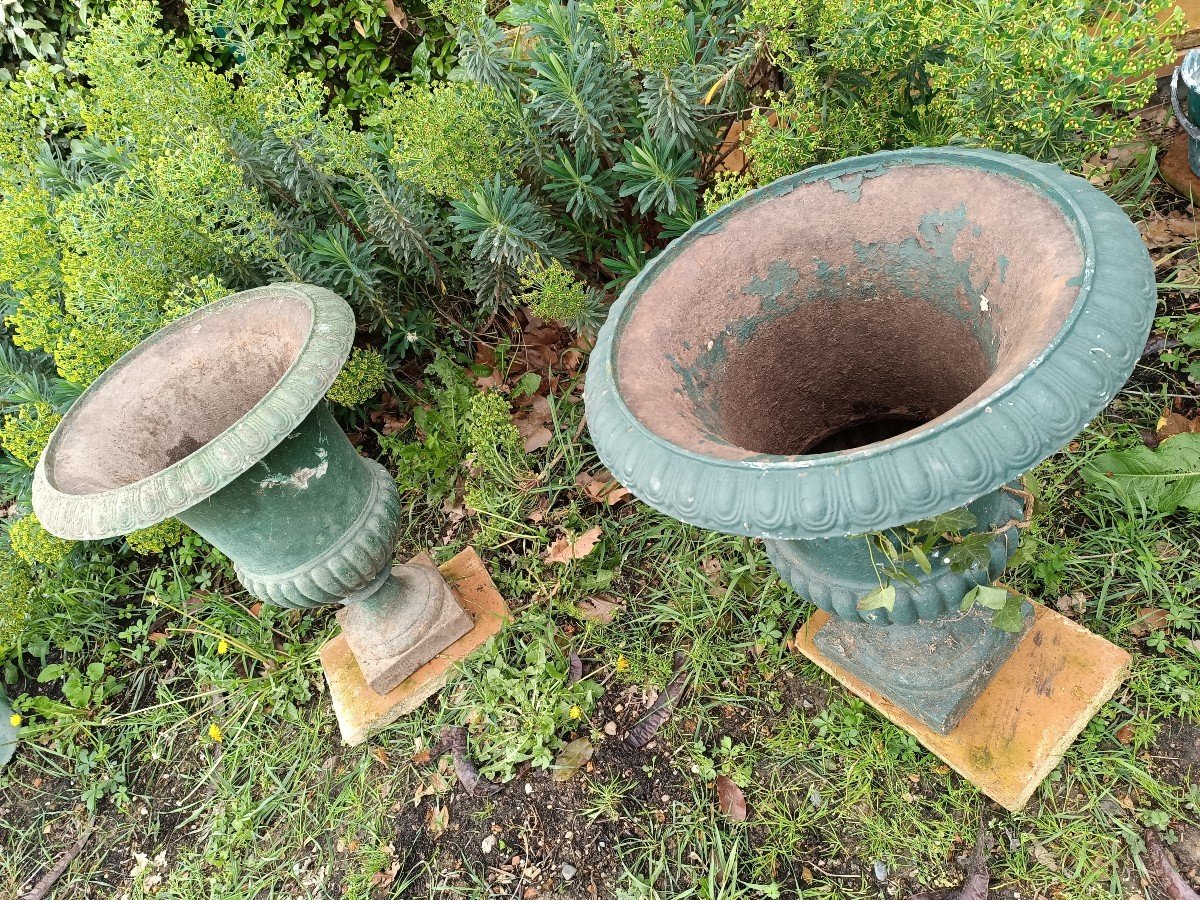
(338, 565, 474, 696)
(794, 603, 1131, 812)
(812, 604, 1032, 735)
(320, 548, 509, 746)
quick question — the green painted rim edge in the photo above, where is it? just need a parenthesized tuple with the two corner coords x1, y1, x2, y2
(584, 148, 1156, 540)
(33, 283, 355, 540)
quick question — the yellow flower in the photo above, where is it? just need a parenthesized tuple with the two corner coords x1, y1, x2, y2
(569, 705, 582, 720)
(208, 723, 223, 743)
(615, 655, 630, 672)
(9, 713, 20, 728)
(217, 639, 229, 655)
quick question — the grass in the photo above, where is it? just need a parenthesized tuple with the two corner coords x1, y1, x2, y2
(2, 156, 1200, 899)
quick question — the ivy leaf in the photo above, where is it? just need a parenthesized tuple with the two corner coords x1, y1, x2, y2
(909, 543, 932, 575)
(857, 585, 897, 613)
(912, 507, 978, 537)
(992, 598, 1027, 633)
(1083, 433, 1200, 514)
(945, 532, 993, 572)
(961, 584, 1010, 612)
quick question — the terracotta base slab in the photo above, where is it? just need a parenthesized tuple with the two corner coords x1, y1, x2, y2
(1161, 132, 1200, 203)
(794, 603, 1130, 811)
(320, 548, 509, 746)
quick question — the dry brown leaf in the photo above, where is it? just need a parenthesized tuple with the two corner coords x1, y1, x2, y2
(1115, 723, 1135, 745)
(576, 595, 624, 624)
(371, 747, 389, 766)
(352, 19, 366, 37)
(576, 469, 632, 505)
(1130, 607, 1170, 637)
(522, 426, 552, 452)
(551, 737, 593, 782)
(425, 803, 449, 837)
(546, 526, 602, 564)
(715, 775, 748, 822)
(383, 0, 409, 30)
(1157, 410, 1200, 443)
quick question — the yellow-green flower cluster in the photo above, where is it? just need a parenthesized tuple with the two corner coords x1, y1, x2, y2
(125, 519, 189, 555)
(0, 402, 61, 468)
(596, 0, 690, 74)
(519, 258, 589, 323)
(327, 347, 389, 407)
(9, 514, 73, 567)
(0, 549, 35, 655)
(381, 83, 514, 199)
(702, 170, 754, 215)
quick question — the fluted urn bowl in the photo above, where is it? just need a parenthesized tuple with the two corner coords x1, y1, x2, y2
(33, 284, 471, 696)
(585, 148, 1155, 732)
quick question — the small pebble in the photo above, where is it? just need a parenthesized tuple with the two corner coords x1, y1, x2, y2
(562, 863, 577, 881)
(525, 783, 533, 795)
(603, 721, 617, 736)
(873, 861, 888, 882)
(481, 835, 497, 854)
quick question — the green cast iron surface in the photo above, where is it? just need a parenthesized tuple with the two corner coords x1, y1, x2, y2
(0, 687, 15, 768)
(584, 148, 1156, 540)
(32, 284, 354, 540)
(179, 404, 400, 610)
(765, 486, 1023, 625)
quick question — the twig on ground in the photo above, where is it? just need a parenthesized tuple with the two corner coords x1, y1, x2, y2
(1145, 830, 1200, 900)
(23, 819, 95, 900)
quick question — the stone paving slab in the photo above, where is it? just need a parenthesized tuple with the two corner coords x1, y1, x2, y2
(321, 548, 509, 746)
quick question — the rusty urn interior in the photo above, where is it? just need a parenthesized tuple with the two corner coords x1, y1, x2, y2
(34, 284, 355, 541)
(614, 161, 1085, 461)
(46, 293, 313, 497)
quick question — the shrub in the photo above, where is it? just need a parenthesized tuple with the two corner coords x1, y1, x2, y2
(0, 549, 35, 654)
(9, 512, 73, 566)
(327, 347, 388, 407)
(740, 0, 1179, 171)
(0, 401, 60, 468)
(125, 519, 188, 555)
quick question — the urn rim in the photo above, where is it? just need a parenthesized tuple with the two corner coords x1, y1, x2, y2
(584, 147, 1156, 540)
(32, 283, 355, 540)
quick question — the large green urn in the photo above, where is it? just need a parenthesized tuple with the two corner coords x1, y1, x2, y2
(585, 148, 1154, 734)
(33, 284, 472, 695)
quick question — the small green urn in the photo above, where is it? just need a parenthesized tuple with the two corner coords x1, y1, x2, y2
(33, 284, 472, 695)
(585, 148, 1154, 734)
(0, 686, 15, 768)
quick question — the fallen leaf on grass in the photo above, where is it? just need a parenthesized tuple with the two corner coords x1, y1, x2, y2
(576, 595, 624, 624)
(1157, 410, 1200, 444)
(576, 469, 632, 505)
(1115, 724, 1135, 745)
(1130, 607, 1171, 637)
(1140, 214, 1198, 250)
(1054, 592, 1088, 616)
(551, 737, 593, 782)
(568, 650, 583, 684)
(425, 803, 449, 838)
(626, 652, 689, 748)
(437, 726, 500, 796)
(546, 526, 602, 564)
(1145, 829, 1200, 900)
(715, 775, 747, 822)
